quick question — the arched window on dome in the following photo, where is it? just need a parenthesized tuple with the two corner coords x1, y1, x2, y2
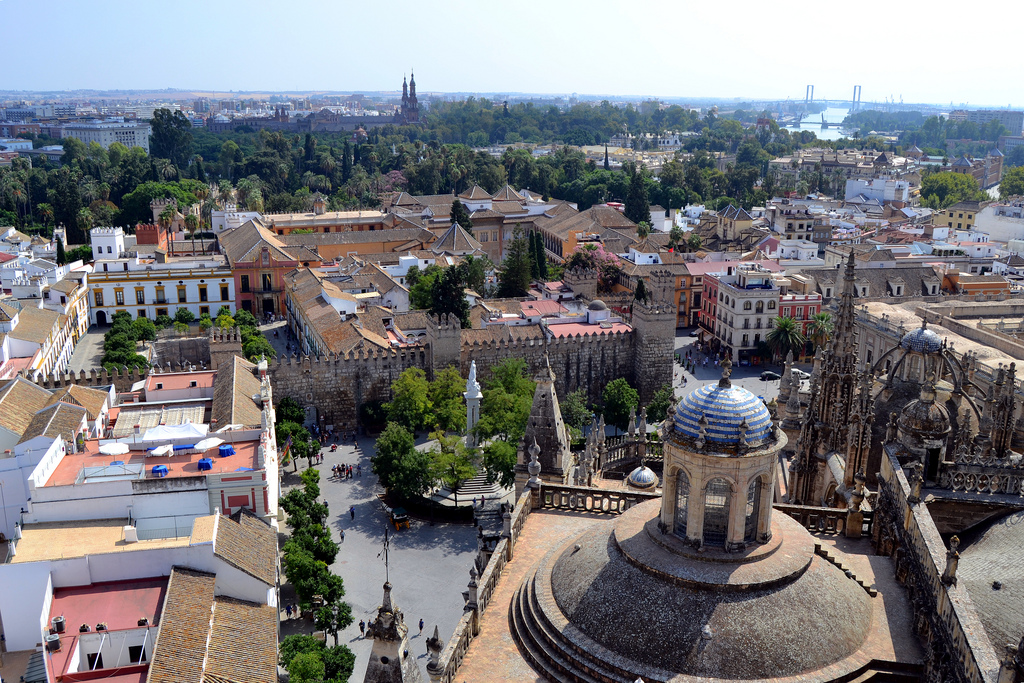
(674, 470, 690, 539)
(703, 478, 731, 547)
(744, 477, 763, 543)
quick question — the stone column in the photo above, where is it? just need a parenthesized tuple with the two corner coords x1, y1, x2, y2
(464, 361, 482, 449)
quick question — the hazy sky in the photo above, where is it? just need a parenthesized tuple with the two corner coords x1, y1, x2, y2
(2, 0, 1021, 107)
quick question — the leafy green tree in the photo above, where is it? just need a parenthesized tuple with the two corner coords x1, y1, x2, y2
(668, 224, 684, 250)
(322, 643, 356, 682)
(277, 396, 306, 426)
(766, 316, 805, 360)
(387, 368, 433, 432)
(450, 199, 473, 234)
(646, 385, 675, 422)
(131, 317, 157, 341)
(233, 309, 259, 329)
(216, 313, 235, 328)
(150, 109, 195, 168)
(154, 314, 173, 329)
(430, 431, 477, 506)
(602, 378, 639, 433)
(409, 264, 442, 310)
(279, 635, 324, 670)
(198, 313, 212, 330)
(372, 422, 434, 500)
(1000, 166, 1024, 199)
(172, 321, 189, 334)
(174, 308, 196, 324)
(458, 255, 489, 294)
(428, 366, 467, 434)
(560, 388, 592, 438)
(55, 240, 66, 265)
(315, 599, 354, 647)
(624, 162, 650, 225)
(429, 266, 471, 329)
(497, 226, 532, 297)
(288, 651, 325, 683)
(687, 232, 703, 253)
(920, 171, 987, 209)
(242, 334, 277, 362)
(481, 441, 517, 489)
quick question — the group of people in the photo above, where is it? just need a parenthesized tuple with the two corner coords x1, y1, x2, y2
(332, 463, 360, 479)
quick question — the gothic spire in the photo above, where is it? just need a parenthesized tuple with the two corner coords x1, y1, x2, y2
(830, 250, 860, 361)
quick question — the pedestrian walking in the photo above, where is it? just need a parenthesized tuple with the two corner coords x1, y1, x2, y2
(349, 505, 355, 520)
(419, 618, 424, 635)
(359, 619, 366, 636)
(286, 604, 292, 619)
(356, 464, 362, 477)
(340, 529, 345, 542)
(349, 465, 354, 479)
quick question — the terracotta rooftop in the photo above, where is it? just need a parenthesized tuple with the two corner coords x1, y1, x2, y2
(17, 401, 86, 444)
(0, 376, 52, 436)
(44, 438, 260, 487)
(214, 508, 277, 586)
(211, 355, 264, 428)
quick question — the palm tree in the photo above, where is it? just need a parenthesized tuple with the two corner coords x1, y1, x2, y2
(807, 312, 834, 350)
(687, 233, 703, 253)
(766, 316, 805, 361)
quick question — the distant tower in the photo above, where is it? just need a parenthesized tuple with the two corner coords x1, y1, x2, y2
(399, 72, 420, 125)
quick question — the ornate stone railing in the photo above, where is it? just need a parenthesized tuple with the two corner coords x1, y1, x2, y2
(773, 503, 873, 536)
(874, 453, 1002, 683)
(431, 611, 475, 683)
(431, 488, 533, 682)
(539, 483, 660, 514)
(938, 456, 1024, 496)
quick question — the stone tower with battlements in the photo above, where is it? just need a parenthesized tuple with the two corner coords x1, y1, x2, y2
(423, 313, 461, 378)
(630, 290, 677, 404)
(563, 267, 598, 300)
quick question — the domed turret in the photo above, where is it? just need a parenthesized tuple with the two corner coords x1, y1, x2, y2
(900, 320, 942, 354)
(625, 464, 659, 490)
(673, 358, 774, 451)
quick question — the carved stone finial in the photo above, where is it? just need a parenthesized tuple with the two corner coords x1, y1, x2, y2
(719, 356, 733, 388)
(907, 461, 924, 503)
(426, 625, 444, 672)
(941, 535, 960, 586)
(527, 436, 542, 489)
(695, 413, 708, 451)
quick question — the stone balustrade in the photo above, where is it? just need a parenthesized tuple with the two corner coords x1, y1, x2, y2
(539, 483, 660, 514)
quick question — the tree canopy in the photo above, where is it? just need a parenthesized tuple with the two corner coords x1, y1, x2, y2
(602, 378, 639, 432)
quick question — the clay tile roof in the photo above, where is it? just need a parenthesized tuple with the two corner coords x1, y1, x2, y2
(0, 301, 19, 322)
(491, 201, 529, 215)
(17, 401, 86, 444)
(491, 184, 525, 201)
(211, 356, 263, 428)
(9, 306, 59, 344)
(0, 377, 54, 436)
(146, 567, 218, 683)
(431, 222, 483, 254)
(459, 185, 492, 200)
(278, 227, 434, 247)
(214, 508, 277, 585)
(219, 218, 297, 265)
(205, 596, 278, 683)
(47, 384, 108, 421)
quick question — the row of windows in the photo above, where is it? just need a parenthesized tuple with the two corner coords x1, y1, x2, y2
(94, 285, 229, 307)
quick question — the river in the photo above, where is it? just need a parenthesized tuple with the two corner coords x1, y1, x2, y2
(782, 106, 852, 142)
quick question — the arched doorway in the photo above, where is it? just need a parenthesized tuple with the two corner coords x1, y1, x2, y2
(744, 477, 763, 543)
(96, 311, 107, 325)
(674, 470, 690, 539)
(703, 478, 731, 547)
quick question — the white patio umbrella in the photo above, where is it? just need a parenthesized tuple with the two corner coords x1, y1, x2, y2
(98, 443, 130, 456)
(195, 437, 225, 451)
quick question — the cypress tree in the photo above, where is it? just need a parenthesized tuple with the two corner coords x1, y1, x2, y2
(529, 232, 541, 280)
(498, 226, 532, 297)
(56, 239, 66, 266)
(534, 232, 548, 281)
(624, 163, 651, 226)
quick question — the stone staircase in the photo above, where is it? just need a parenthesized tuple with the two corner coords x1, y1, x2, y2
(814, 543, 879, 597)
(430, 470, 512, 508)
(509, 568, 638, 683)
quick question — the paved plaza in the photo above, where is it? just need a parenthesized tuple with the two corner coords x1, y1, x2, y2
(278, 434, 479, 681)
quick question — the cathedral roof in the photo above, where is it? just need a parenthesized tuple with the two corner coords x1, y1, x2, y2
(673, 380, 773, 448)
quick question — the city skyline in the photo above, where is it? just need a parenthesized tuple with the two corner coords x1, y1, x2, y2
(2, 0, 1021, 107)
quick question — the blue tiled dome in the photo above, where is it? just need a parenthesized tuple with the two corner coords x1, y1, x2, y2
(900, 324, 942, 353)
(626, 465, 659, 490)
(674, 382, 773, 447)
